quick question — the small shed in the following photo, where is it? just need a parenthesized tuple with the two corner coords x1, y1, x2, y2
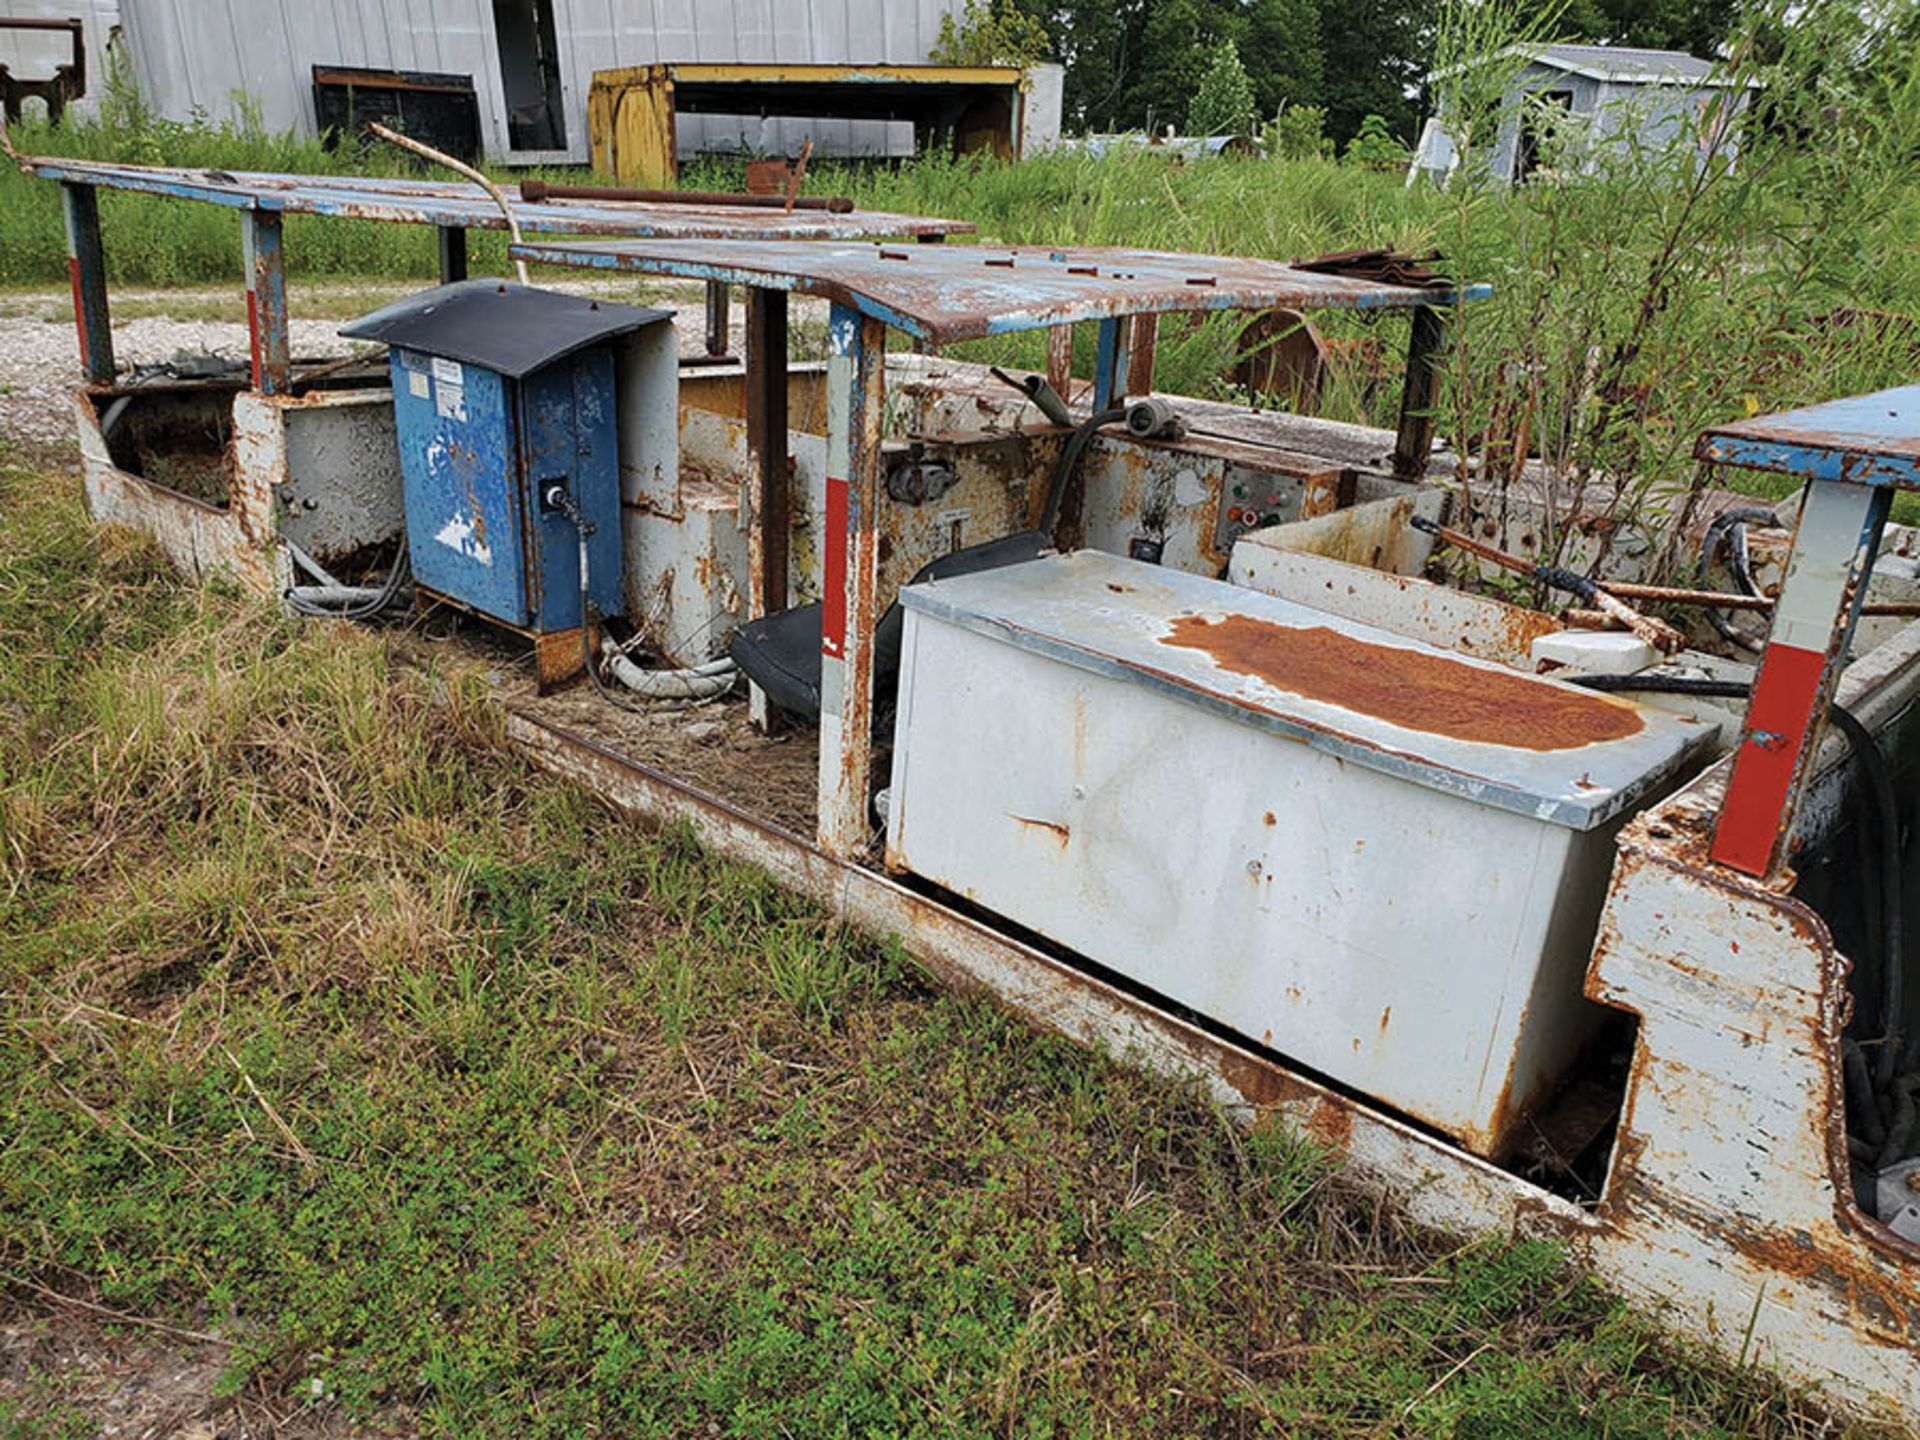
(1411, 43, 1748, 185)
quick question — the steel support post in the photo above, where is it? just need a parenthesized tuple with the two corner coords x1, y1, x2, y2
(816, 302, 888, 858)
(704, 279, 731, 357)
(1392, 304, 1448, 481)
(1092, 315, 1131, 411)
(1126, 313, 1158, 399)
(438, 225, 468, 283)
(1712, 477, 1891, 877)
(745, 286, 791, 732)
(242, 208, 291, 395)
(60, 182, 114, 384)
(1046, 324, 1073, 406)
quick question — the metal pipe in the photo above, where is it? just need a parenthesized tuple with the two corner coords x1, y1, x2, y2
(366, 122, 529, 284)
(1412, 515, 1688, 655)
(517, 176, 854, 213)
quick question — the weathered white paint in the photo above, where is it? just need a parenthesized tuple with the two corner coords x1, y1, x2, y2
(111, 0, 979, 163)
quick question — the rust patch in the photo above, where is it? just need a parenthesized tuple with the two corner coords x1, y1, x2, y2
(1011, 815, 1070, 847)
(1263, 810, 1277, 826)
(1159, 614, 1645, 751)
(1378, 1005, 1391, 1035)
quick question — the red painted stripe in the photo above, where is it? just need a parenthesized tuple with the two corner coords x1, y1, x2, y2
(822, 475, 849, 658)
(245, 288, 263, 390)
(67, 257, 88, 372)
(1712, 641, 1829, 875)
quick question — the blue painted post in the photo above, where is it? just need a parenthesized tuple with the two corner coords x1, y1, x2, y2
(816, 301, 888, 858)
(242, 208, 290, 394)
(60, 183, 114, 383)
(1092, 315, 1131, 411)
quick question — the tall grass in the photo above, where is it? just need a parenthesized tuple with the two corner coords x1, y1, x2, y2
(0, 448, 1889, 1436)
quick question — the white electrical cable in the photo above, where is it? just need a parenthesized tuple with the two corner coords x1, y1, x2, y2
(599, 638, 737, 701)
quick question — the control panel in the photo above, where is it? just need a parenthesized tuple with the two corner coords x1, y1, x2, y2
(1217, 463, 1303, 550)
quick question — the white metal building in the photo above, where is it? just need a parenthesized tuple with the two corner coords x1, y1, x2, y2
(2, 0, 1062, 166)
(1412, 43, 1748, 186)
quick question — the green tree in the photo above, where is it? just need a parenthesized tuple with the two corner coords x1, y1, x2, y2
(1128, 0, 1242, 133)
(1315, 0, 1432, 145)
(1558, 0, 1740, 54)
(1189, 38, 1260, 135)
(930, 0, 1053, 67)
(1243, 0, 1324, 115)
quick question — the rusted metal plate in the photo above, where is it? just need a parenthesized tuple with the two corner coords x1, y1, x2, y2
(1698, 385, 1920, 488)
(509, 238, 1492, 345)
(77, 387, 281, 595)
(20, 157, 975, 241)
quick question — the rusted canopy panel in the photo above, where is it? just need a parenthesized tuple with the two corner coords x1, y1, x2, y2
(1697, 384, 1920, 488)
(18, 157, 975, 240)
(510, 238, 1491, 344)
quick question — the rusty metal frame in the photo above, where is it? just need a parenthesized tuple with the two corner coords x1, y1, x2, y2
(485, 603, 1920, 1424)
(1696, 387, 1920, 880)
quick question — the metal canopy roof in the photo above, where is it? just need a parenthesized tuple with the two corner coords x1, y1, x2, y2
(19, 158, 975, 240)
(510, 239, 1488, 344)
(339, 281, 671, 378)
(1696, 385, 1920, 488)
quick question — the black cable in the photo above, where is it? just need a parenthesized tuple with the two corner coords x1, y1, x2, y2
(1571, 670, 1911, 1161)
(1698, 505, 1780, 656)
(1829, 703, 1906, 1097)
(1041, 405, 1129, 538)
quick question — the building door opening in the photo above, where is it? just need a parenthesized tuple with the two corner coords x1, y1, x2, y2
(493, 0, 567, 151)
(1514, 89, 1573, 183)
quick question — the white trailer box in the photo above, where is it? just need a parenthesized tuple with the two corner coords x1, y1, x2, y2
(885, 552, 1716, 1156)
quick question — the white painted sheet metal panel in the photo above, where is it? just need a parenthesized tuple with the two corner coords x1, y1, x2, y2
(119, 0, 966, 163)
(886, 551, 1714, 1155)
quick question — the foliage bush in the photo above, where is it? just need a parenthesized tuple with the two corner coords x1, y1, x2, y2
(1343, 112, 1405, 169)
(1188, 39, 1261, 138)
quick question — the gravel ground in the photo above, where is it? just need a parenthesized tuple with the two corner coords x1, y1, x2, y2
(0, 279, 782, 452)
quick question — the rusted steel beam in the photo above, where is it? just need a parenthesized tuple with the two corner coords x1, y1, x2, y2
(519, 176, 855, 212)
(1392, 304, 1447, 481)
(437, 225, 468, 283)
(242, 208, 291, 394)
(704, 280, 730, 358)
(60, 183, 113, 384)
(1712, 478, 1891, 877)
(816, 303, 888, 857)
(1046, 324, 1073, 403)
(1126, 313, 1158, 399)
(745, 286, 791, 619)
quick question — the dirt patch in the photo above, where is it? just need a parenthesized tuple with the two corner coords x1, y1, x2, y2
(0, 1300, 409, 1438)
(399, 623, 820, 838)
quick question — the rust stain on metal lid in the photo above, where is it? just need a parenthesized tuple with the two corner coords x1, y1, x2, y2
(1159, 614, 1644, 751)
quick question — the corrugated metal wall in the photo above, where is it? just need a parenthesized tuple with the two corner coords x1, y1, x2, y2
(0, 0, 123, 120)
(115, 0, 967, 163)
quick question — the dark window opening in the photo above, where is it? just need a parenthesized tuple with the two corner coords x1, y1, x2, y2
(492, 0, 567, 151)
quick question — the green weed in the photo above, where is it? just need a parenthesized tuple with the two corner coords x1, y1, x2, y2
(0, 456, 1890, 1434)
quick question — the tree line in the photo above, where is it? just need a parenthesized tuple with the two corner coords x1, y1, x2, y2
(935, 0, 1744, 147)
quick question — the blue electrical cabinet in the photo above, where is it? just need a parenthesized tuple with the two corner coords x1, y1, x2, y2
(342, 281, 671, 639)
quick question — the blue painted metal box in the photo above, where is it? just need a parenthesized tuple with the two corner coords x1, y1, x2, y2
(342, 281, 671, 635)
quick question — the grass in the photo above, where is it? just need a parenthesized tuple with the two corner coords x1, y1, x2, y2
(0, 449, 1894, 1435)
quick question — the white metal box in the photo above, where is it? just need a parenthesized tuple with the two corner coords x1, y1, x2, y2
(885, 552, 1715, 1156)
